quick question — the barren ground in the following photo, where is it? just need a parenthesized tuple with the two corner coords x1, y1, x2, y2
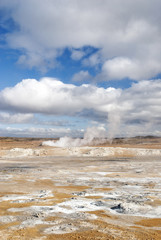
(0, 137, 161, 239)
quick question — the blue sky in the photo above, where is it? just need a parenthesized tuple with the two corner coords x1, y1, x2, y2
(0, 0, 161, 138)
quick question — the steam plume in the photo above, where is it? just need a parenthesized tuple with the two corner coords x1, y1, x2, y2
(42, 126, 107, 147)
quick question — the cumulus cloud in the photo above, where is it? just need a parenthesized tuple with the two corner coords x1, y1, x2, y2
(1, 0, 161, 78)
(0, 77, 161, 137)
(72, 70, 92, 82)
(102, 57, 161, 80)
(121, 80, 161, 122)
(71, 49, 85, 61)
(82, 51, 102, 68)
(0, 112, 33, 124)
(0, 77, 121, 115)
(110, 80, 161, 137)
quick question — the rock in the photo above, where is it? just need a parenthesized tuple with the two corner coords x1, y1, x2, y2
(111, 203, 125, 213)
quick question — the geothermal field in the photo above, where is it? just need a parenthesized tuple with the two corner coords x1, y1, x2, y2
(0, 137, 161, 240)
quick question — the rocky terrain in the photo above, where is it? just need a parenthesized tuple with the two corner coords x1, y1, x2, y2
(0, 137, 161, 239)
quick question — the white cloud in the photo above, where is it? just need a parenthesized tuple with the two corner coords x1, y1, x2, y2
(0, 77, 161, 137)
(0, 77, 121, 115)
(111, 80, 161, 137)
(0, 112, 33, 124)
(82, 52, 101, 67)
(71, 49, 85, 60)
(35, 120, 69, 127)
(0, 126, 72, 138)
(1, 0, 161, 78)
(72, 70, 92, 82)
(102, 57, 161, 80)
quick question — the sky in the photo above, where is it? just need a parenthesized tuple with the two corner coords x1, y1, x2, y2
(0, 0, 161, 138)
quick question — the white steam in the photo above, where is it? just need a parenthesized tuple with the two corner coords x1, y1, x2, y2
(42, 126, 107, 147)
